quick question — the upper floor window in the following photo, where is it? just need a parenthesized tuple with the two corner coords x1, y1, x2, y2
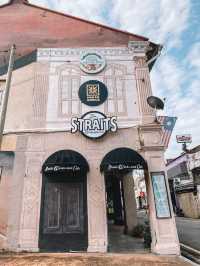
(57, 65, 81, 118)
(104, 64, 127, 116)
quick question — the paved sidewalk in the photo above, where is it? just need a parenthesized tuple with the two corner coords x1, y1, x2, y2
(0, 253, 193, 266)
(108, 224, 148, 253)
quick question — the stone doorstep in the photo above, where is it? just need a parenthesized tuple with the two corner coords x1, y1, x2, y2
(0, 253, 193, 266)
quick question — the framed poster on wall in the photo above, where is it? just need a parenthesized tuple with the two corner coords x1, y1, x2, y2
(151, 172, 171, 218)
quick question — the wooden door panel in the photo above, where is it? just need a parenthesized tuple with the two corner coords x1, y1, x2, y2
(39, 178, 88, 251)
(62, 183, 84, 233)
(43, 182, 62, 234)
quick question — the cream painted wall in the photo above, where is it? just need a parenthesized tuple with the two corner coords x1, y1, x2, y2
(0, 45, 180, 255)
(3, 47, 154, 135)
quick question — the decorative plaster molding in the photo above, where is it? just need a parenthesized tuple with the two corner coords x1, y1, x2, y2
(128, 41, 150, 53)
(37, 47, 141, 62)
(134, 56, 147, 67)
(38, 47, 134, 57)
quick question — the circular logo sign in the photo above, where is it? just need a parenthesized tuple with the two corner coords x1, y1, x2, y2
(78, 80, 108, 106)
(71, 111, 117, 139)
(80, 52, 106, 74)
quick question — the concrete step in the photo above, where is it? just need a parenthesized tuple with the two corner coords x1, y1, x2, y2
(0, 253, 194, 266)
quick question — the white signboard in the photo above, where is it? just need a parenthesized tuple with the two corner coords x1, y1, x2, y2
(80, 52, 106, 74)
(71, 111, 117, 139)
(176, 134, 192, 143)
(43, 165, 81, 173)
(151, 172, 171, 218)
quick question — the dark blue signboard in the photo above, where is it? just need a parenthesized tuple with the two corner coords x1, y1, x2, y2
(78, 80, 108, 106)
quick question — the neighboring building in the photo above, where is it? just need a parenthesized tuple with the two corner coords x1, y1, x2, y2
(166, 146, 200, 219)
(188, 145, 200, 196)
(0, 0, 180, 255)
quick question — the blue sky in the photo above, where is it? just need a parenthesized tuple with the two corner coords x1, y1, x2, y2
(1, 0, 199, 159)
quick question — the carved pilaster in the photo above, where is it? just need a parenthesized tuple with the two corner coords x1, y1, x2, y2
(87, 164, 107, 252)
(32, 63, 49, 128)
(134, 53, 154, 122)
(18, 152, 44, 251)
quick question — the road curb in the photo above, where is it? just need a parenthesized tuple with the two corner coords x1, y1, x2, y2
(180, 243, 200, 256)
(180, 255, 200, 266)
(180, 243, 200, 265)
(176, 217, 200, 222)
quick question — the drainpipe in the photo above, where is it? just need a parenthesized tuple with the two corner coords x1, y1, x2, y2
(0, 44, 16, 149)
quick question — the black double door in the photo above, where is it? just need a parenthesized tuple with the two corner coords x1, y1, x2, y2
(39, 176, 88, 251)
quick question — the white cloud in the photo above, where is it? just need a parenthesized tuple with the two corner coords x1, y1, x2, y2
(0, 0, 9, 5)
(186, 42, 200, 70)
(110, 0, 190, 49)
(30, 0, 107, 24)
(151, 55, 185, 114)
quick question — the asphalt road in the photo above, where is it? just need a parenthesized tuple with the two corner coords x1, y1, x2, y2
(176, 217, 200, 251)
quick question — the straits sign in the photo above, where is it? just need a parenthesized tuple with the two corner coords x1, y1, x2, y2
(71, 111, 117, 139)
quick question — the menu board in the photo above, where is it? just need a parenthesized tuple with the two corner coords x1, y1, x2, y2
(151, 172, 171, 218)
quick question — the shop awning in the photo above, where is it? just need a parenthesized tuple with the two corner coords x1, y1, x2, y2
(100, 147, 148, 173)
(42, 150, 89, 175)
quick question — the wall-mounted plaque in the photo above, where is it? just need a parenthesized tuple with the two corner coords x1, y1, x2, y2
(80, 52, 106, 74)
(71, 111, 117, 139)
(151, 172, 171, 218)
(79, 80, 108, 106)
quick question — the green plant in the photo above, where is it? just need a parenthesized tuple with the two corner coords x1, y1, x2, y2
(131, 224, 144, 238)
(143, 221, 152, 248)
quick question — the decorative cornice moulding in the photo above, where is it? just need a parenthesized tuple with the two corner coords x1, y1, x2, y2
(128, 41, 150, 54)
(37, 47, 140, 62)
